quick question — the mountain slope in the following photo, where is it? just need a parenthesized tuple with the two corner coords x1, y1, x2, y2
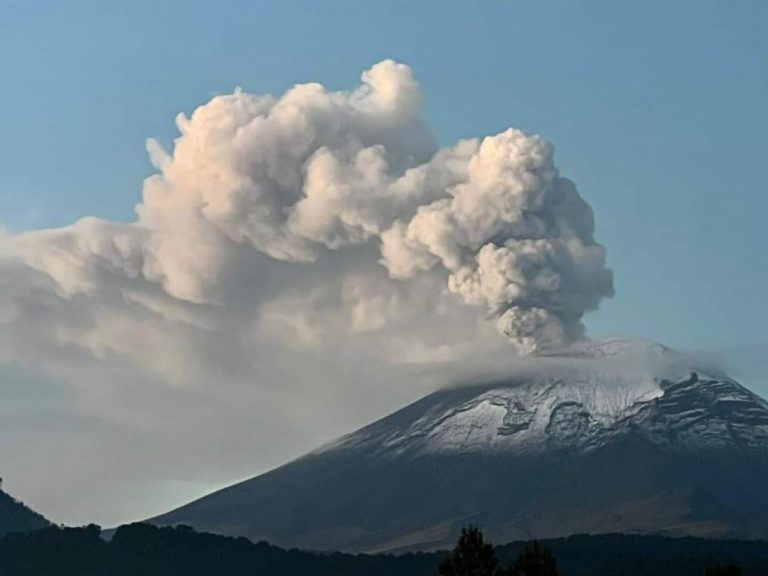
(0, 489, 49, 536)
(149, 339, 768, 552)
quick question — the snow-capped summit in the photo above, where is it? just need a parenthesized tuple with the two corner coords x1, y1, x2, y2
(324, 338, 768, 458)
(149, 339, 768, 553)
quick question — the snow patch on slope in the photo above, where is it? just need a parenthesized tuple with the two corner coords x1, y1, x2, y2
(322, 339, 767, 457)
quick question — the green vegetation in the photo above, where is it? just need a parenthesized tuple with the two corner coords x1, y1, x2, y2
(438, 526, 560, 576)
(0, 523, 763, 576)
(0, 489, 49, 537)
(438, 526, 501, 576)
(506, 540, 560, 576)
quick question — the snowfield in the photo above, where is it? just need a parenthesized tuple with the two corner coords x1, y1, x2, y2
(326, 339, 768, 457)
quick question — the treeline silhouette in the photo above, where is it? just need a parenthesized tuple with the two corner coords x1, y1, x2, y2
(0, 490, 48, 537)
(0, 523, 767, 576)
(438, 526, 751, 576)
(438, 526, 560, 575)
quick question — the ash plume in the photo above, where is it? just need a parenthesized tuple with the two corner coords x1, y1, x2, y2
(0, 60, 616, 525)
(3, 60, 612, 358)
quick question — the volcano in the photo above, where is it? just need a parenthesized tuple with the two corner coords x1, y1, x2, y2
(148, 339, 768, 552)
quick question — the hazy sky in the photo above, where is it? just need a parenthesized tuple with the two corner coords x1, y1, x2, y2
(0, 1, 766, 527)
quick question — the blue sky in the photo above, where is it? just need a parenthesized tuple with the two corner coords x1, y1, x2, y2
(2, 1, 766, 358)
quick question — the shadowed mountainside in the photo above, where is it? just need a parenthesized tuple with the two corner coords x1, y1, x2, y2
(148, 340, 768, 552)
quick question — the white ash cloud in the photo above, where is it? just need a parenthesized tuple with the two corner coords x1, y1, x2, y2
(4, 59, 611, 358)
(0, 60, 614, 525)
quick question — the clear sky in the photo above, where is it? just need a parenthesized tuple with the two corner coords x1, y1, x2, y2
(0, 0, 767, 525)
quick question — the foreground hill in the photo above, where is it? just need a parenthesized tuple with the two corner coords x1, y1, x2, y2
(0, 489, 49, 536)
(2, 523, 768, 576)
(150, 339, 768, 552)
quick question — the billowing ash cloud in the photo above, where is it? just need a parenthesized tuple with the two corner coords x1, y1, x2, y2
(5, 60, 612, 357)
(0, 60, 614, 525)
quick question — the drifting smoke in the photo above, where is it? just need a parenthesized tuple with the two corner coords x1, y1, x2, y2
(3, 60, 612, 364)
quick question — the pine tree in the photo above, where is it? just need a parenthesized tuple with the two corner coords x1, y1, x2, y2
(438, 525, 501, 576)
(505, 540, 559, 576)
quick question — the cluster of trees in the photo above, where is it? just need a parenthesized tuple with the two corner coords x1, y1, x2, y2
(0, 490, 49, 537)
(438, 526, 745, 576)
(0, 523, 435, 576)
(0, 522, 759, 576)
(438, 526, 558, 576)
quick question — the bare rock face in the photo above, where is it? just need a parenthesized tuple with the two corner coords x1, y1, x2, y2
(148, 339, 768, 552)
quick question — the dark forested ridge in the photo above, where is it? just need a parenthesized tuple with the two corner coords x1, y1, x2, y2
(0, 490, 49, 537)
(1, 523, 768, 576)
